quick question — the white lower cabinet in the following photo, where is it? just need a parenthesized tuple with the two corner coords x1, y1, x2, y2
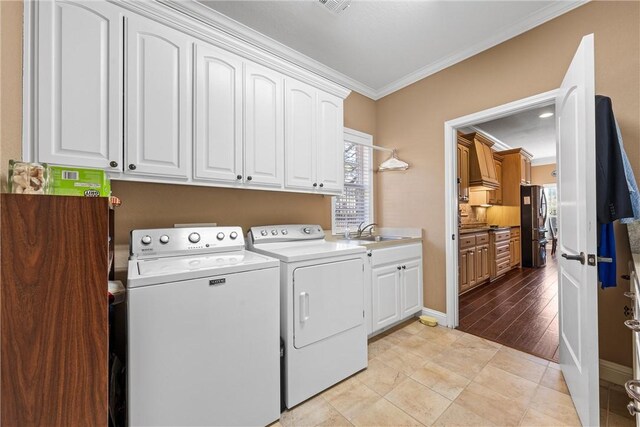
(369, 243, 423, 335)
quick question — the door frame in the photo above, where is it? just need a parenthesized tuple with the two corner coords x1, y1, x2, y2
(443, 89, 559, 328)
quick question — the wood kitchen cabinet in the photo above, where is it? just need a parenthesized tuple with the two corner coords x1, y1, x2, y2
(457, 137, 471, 202)
(125, 13, 192, 178)
(37, 0, 123, 170)
(458, 231, 489, 294)
(498, 148, 534, 206)
(490, 229, 512, 280)
(510, 227, 521, 267)
(488, 154, 504, 205)
(1, 195, 109, 426)
(285, 80, 344, 194)
(369, 244, 423, 335)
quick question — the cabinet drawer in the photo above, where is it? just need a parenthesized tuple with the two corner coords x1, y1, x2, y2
(370, 243, 422, 267)
(496, 258, 511, 276)
(459, 235, 476, 249)
(510, 227, 520, 237)
(476, 233, 489, 245)
(494, 242, 510, 259)
(493, 230, 511, 243)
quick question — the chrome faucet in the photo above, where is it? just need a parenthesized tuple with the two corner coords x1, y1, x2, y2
(356, 222, 378, 238)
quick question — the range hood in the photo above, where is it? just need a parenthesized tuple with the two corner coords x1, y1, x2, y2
(460, 132, 499, 191)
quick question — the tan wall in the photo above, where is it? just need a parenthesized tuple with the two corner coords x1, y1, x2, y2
(531, 164, 557, 185)
(376, 1, 639, 366)
(0, 0, 23, 191)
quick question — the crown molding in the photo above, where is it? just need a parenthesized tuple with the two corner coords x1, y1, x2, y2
(468, 126, 512, 152)
(156, 0, 374, 98)
(115, 0, 586, 100)
(375, 0, 588, 99)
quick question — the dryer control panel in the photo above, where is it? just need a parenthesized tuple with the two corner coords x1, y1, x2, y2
(249, 224, 325, 244)
(130, 226, 245, 259)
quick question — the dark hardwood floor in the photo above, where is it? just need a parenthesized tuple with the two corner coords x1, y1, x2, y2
(457, 250, 559, 362)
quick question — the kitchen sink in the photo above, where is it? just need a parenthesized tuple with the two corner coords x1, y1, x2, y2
(348, 235, 411, 242)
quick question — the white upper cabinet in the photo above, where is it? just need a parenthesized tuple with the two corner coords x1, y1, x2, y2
(125, 15, 191, 178)
(194, 43, 243, 184)
(284, 81, 344, 194)
(244, 63, 284, 188)
(284, 79, 316, 190)
(316, 92, 344, 193)
(37, 1, 123, 170)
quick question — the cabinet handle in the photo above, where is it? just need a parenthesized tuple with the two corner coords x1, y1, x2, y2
(402, 265, 406, 269)
(397, 266, 401, 270)
(319, 183, 324, 188)
(128, 164, 136, 170)
(313, 183, 318, 187)
(247, 176, 252, 181)
(109, 161, 118, 168)
(236, 174, 242, 180)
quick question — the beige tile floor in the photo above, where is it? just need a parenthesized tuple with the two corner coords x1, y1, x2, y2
(271, 320, 636, 427)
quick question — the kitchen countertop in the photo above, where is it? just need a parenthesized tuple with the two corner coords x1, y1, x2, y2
(459, 226, 512, 234)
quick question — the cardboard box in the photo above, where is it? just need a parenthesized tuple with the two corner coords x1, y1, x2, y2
(49, 166, 111, 197)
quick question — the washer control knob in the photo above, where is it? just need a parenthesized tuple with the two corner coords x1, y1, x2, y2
(188, 232, 201, 243)
(303, 227, 312, 234)
(230, 231, 238, 240)
(217, 232, 225, 240)
(159, 235, 170, 244)
(271, 229, 278, 235)
(281, 229, 288, 235)
(261, 230, 268, 236)
(141, 235, 152, 245)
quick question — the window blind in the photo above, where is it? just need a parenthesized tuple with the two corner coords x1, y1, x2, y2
(333, 141, 372, 233)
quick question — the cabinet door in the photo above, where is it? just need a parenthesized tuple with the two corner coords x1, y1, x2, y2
(244, 63, 284, 187)
(467, 248, 477, 288)
(316, 92, 344, 193)
(476, 244, 489, 282)
(514, 237, 521, 266)
(126, 15, 191, 178)
(490, 160, 503, 204)
(520, 155, 527, 184)
(401, 259, 422, 318)
(37, 1, 123, 170)
(482, 246, 491, 281)
(193, 43, 243, 183)
(372, 265, 401, 331)
(459, 249, 469, 293)
(284, 79, 316, 190)
(460, 145, 470, 201)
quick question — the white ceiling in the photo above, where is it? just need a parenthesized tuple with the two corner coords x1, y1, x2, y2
(474, 105, 557, 165)
(195, 0, 585, 99)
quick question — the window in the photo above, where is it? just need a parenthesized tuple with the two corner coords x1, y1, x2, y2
(332, 129, 373, 234)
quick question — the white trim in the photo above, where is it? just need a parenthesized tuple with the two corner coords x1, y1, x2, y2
(599, 359, 632, 386)
(331, 128, 374, 236)
(531, 156, 557, 166)
(421, 308, 447, 327)
(375, 1, 587, 99)
(22, 0, 35, 162)
(444, 89, 559, 328)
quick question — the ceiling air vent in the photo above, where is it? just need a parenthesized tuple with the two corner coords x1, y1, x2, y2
(318, 0, 351, 14)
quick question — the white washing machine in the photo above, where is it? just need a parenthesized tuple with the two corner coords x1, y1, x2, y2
(127, 226, 280, 426)
(247, 224, 367, 408)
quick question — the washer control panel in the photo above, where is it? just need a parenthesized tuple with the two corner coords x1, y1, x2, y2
(249, 224, 325, 243)
(130, 226, 245, 259)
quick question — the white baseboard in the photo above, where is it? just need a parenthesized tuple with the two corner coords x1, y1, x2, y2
(421, 308, 448, 327)
(600, 359, 633, 386)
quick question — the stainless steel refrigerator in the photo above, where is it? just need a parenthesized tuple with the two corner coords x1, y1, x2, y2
(520, 185, 548, 268)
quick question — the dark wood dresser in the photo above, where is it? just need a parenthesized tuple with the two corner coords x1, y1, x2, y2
(1, 194, 109, 426)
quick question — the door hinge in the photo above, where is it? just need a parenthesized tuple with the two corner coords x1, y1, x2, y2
(452, 234, 456, 241)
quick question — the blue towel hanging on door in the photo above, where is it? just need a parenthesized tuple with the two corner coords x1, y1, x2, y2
(598, 223, 617, 288)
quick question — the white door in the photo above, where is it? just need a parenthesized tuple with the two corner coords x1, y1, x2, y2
(316, 92, 344, 193)
(292, 259, 364, 349)
(126, 15, 191, 178)
(284, 79, 317, 191)
(556, 34, 598, 427)
(193, 43, 243, 184)
(244, 63, 284, 187)
(401, 259, 422, 317)
(37, 1, 123, 170)
(372, 265, 401, 331)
